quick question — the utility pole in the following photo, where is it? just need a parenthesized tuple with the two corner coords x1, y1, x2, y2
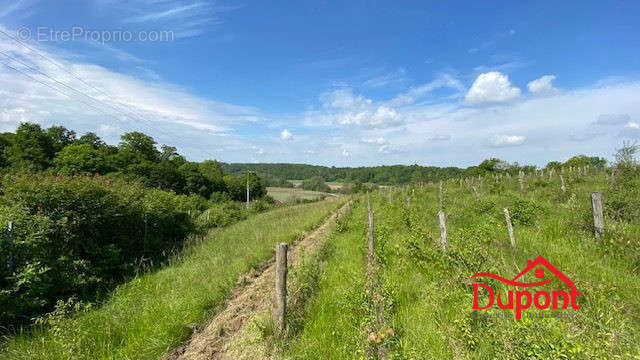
(246, 171, 250, 209)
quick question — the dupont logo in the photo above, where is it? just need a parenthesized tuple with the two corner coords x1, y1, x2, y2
(470, 256, 580, 319)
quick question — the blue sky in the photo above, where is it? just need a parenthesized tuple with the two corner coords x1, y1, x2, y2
(0, 1, 639, 167)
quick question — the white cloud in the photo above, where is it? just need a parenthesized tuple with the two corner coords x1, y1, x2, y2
(311, 88, 403, 128)
(280, 128, 292, 140)
(124, 2, 209, 23)
(528, 75, 559, 95)
(0, 26, 260, 156)
(465, 71, 521, 104)
(363, 68, 407, 88)
(626, 121, 640, 129)
(0, 0, 38, 18)
(491, 135, 526, 146)
(360, 137, 387, 145)
(594, 113, 631, 126)
(94, 1, 243, 39)
(389, 73, 464, 106)
(427, 134, 451, 141)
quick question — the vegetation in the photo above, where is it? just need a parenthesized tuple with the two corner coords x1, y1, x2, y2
(0, 123, 267, 201)
(0, 123, 273, 331)
(267, 187, 328, 203)
(300, 176, 331, 192)
(277, 149, 639, 359)
(0, 198, 344, 359)
(222, 155, 608, 186)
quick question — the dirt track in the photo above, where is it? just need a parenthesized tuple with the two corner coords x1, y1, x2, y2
(165, 200, 351, 360)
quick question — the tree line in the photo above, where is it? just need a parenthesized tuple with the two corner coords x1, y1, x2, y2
(222, 155, 608, 186)
(0, 123, 267, 201)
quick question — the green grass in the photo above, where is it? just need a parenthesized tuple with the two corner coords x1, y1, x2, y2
(283, 197, 372, 359)
(284, 173, 640, 359)
(266, 187, 328, 203)
(0, 198, 344, 360)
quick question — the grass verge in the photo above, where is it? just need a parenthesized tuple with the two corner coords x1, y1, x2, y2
(0, 198, 344, 360)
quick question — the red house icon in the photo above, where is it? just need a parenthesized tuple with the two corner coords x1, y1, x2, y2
(512, 256, 575, 289)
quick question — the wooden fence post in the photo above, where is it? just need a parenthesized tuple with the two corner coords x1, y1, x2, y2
(503, 208, 516, 249)
(438, 211, 448, 251)
(274, 243, 288, 334)
(518, 170, 525, 193)
(560, 175, 566, 193)
(7, 221, 13, 273)
(591, 192, 605, 239)
(368, 208, 375, 262)
(143, 214, 148, 255)
(439, 181, 444, 211)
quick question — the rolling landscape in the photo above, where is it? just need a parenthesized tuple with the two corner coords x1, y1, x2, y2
(0, 1, 639, 359)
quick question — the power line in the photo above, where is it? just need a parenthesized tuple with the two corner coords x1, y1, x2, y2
(0, 29, 221, 160)
(0, 28, 113, 99)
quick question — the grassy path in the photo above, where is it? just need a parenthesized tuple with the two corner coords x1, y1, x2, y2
(0, 198, 345, 360)
(282, 197, 373, 359)
(167, 200, 352, 360)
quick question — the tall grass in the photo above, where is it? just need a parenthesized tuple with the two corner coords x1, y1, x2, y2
(0, 198, 344, 360)
(285, 172, 640, 359)
(283, 198, 372, 359)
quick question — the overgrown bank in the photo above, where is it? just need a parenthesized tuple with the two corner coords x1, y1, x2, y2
(0, 197, 344, 359)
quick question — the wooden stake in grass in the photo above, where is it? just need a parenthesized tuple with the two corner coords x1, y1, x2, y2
(503, 208, 516, 249)
(438, 181, 444, 210)
(274, 243, 288, 335)
(368, 208, 375, 262)
(591, 192, 605, 239)
(7, 221, 13, 273)
(438, 210, 448, 251)
(560, 175, 566, 193)
(518, 170, 525, 193)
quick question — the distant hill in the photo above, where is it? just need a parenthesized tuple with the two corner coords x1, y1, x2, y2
(220, 163, 465, 185)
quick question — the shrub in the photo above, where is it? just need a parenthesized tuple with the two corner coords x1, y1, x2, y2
(0, 174, 197, 329)
(300, 176, 331, 192)
(509, 197, 545, 226)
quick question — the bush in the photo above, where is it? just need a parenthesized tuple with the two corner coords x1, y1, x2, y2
(300, 176, 331, 192)
(0, 174, 198, 329)
(509, 197, 545, 226)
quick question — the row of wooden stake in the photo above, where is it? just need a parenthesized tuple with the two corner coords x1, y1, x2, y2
(274, 186, 606, 335)
(434, 188, 606, 253)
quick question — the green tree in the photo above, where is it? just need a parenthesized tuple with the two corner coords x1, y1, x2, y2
(119, 132, 159, 162)
(199, 160, 227, 193)
(46, 126, 76, 153)
(224, 173, 266, 202)
(76, 132, 106, 149)
(564, 155, 607, 169)
(5, 123, 55, 171)
(53, 143, 111, 175)
(0, 132, 14, 168)
(179, 162, 212, 198)
(301, 176, 331, 192)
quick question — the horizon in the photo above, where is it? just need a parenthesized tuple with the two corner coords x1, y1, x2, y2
(0, 1, 638, 167)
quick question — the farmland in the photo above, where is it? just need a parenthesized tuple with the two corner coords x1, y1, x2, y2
(280, 169, 640, 359)
(266, 186, 332, 203)
(1, 160, 639, 359)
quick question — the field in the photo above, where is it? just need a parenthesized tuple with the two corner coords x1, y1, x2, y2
(288, 180, 345, 190)
(3, 167, 639, 360)
(266, 187, 332, 203)
(281, 170, 640, 359)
